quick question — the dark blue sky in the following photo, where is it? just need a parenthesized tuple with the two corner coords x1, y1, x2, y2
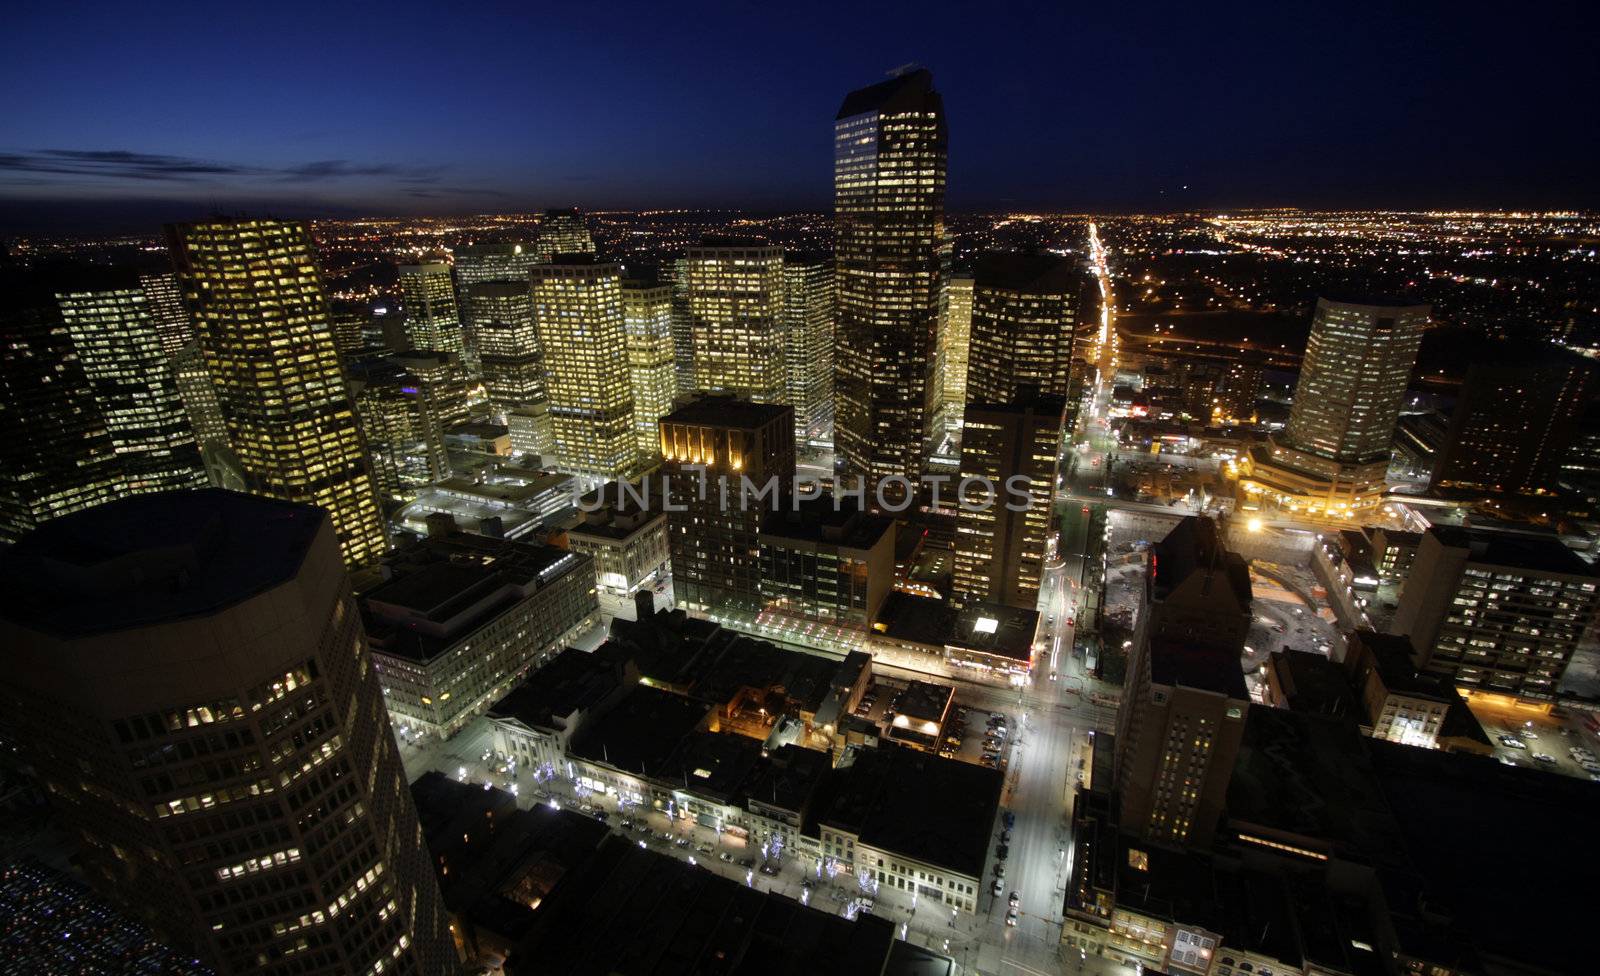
(2, 1, 1595, 230)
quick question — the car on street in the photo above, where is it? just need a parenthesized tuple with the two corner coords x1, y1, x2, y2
(718, 851, 734, 862)
(759, 861, 780, 876)
(996, 844, 1009, 860)
(738, 856, 755, 868)
(993, 864, 1005, 879)
(1008, 892, 1019, 907)
(1533, 753, 1556, 765)
(991, 879, 1004, 897)
(1002, 812, 1015, 829)
(1005, 909, 1018, 927)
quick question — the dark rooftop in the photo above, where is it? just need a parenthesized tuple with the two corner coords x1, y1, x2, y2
(811, 745, 1002, 879)
(659, 731, 765, 803)
(761, 495, 893, 551)
(487, 645, 635, 733)
(877, 593, 1038, 664)
(661, 395, 793, 431)
(836, 68, 940, 122)
(1429, 523, 1597, 577)
(1148, 639, 1248, 699)
(0, 488, 324, 640)
(972, 251, 1084, 296)
(568, 684, 710, 779)
(1150, 516, 1252, 607)
(1268, 648, 1359, 717)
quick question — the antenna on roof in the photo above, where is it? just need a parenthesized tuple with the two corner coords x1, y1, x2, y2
(886, 62, 920, 78)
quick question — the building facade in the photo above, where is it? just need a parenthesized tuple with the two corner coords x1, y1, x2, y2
(782, 255, 836, 446)
(660, 397, 795, 616)
(568, 481, 671, 600)
(166, 219, 388, 569)
(529, 257, 639, 484)
(965, 253, 1083, 405)
(685, 242, 786, 404)
(622, 279, 677, 460)
(833, 69, 947, 493)
(398, 262, 468, 363)
(534, 208, 595, 262)
(363, 531, 599, 739)
(1240, 297, 1428, 515)
(940, 272, 974, 436)
(759, 496, 895, 630)
(466, 280, 552, 450)
(951, 392, 1066, 609)
(0, 490, 458, 976)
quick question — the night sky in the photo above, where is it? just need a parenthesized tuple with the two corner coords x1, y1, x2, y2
(2, 1, 1595, 231)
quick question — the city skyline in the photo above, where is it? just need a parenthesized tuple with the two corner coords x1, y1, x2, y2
(3, 2, 1598, 233)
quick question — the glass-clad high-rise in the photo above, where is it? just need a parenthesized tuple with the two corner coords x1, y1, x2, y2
(833, 69, 947, 495)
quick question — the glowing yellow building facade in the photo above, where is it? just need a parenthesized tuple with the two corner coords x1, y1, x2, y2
(166, 218, 388, 569)
(529, 257, 639, 483)
(623, 279, 677, 461)
(686, 243, 785, 404)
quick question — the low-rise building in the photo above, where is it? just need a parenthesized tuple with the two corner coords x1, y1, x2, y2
(567, 481, 670, 599)
(759, 495, 895, 630)
(488, 645, 638, 772)
(363, 529, 599, 738)
(1343, 629, 1489, 753)
(397, 467, 576, 541)
(872, 592, 1039, 679)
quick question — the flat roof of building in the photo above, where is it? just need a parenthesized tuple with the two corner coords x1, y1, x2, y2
(1269, 648, 1358, 717)
(877, 593, 1038, 664)
(1151, 516, 1252, 606)
(811, 745, 1001, 879)
(1149, 639, 1249, 699)
(569, 684, 710, 779)
(1430, 524, 1597, 577)
(762, 496, 893, 551)
(661, 395, 792, 431)
(0, 488, 324, 639)
(488, 646, 633, 732)
(612, 611, 838, 715)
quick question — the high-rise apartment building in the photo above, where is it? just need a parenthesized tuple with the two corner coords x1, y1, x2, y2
(0, 305, 122, 541)
(166, 218, 388, 569)
(965, 253, 1082, 405)
(529, 256, 638, 483)
(833, 69, 947, 492)
(534, 208, 595, 262)
(0, 489, 458, 976)
(951, 391, 1066, 609)
(54, 283, 208, 495)
(659, 397, 794, 616)
(1114, 517, 1252, 845)
(1240, 297, 1428, 514)
(1430, 343, 1592, 496)
(940, 272, 973, 435)
(685, 242, 786, 403)
(398, 262, 467, 363)
(622, 279, 677, 461)
(782, 255, 836, 446)
(1391, 525, 1600, 700)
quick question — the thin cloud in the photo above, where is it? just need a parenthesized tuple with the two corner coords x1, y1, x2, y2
(0, 149, 446, 187)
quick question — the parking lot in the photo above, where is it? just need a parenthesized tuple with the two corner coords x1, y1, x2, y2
(1473, 704, 1600, 782)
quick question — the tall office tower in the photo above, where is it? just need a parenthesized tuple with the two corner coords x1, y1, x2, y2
(622, 279, 677, 460)
(166, 219, 388, 570)
(1430, 344, 1592, 496)
(348, 352, 465, 494)
(137, 271, 231, 457)
(965, 253, 1082, 406)
(1240, 297, 1428, 515)
(534, 208, 595, 262)
(0, 490, 459, 976)
(398, 263, 468, 364)
(529, 257, 639, 483)
(1392, 525, 1600, 700)
(452, 241, 539, 286)
(659, 397, 795, 616)
(54, 284, 207, 495)
(0, 306, 122, 542)
(940, 272, 973, 435)
(138, 270, 199, 356)
(783, 255, 836, 446)
(465, 282, 547, 412)
(950, 391, 1066, 609)
(669, 256, 696, 393)
(328, 301, 370, 358)
(833, 69, 947, 495)
(685, 241, 786, 403)
(1113, 517, 1251, 845)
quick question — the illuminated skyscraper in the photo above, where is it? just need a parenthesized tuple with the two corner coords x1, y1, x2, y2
(398, 262, 467, 364)
(940, 272, 973, 435)
(622, 278, 677, 460)
(965, 253, 1083, 405)
(0, 489, 459, 976)
(1430, 343, 1591, 496)
(466, 281, 554, 456)
(452, 241, 539, 286)
(659, 397, 794, 615)
(685, 241, 785, 403)
(529, 256, 638, 483)
(783, 255, 836, 446)
(166, 218, 388, 569)
(0, 305, 121, 541)
(134, 272, 230, 456)
(534, 208, 595, 262)
(669, 256, 696, 393)
(951, 390, 1065, 609)
(1241, 297, 1428, 514)
(54, 283, 207, 494)
(833, 69, 947, 493)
